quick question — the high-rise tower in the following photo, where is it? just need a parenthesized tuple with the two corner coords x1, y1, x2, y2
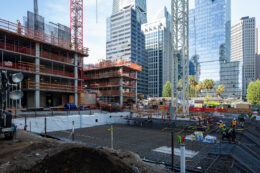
(107, 0, 148, 96)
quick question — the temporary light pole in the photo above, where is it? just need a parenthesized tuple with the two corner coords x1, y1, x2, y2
(171, 0, 190, 117)
(111, 125, 114, 149)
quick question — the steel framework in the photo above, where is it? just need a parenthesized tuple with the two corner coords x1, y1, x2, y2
(70, 0, 84, 51)
(171, 0, 189, 117)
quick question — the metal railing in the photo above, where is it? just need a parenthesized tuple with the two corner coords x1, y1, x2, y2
(0, 18, 88, 55)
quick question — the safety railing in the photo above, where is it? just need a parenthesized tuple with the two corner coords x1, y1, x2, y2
(0, 41, 36, 56)
(0, 18, 88, 55)
(23, 81, 75, 92)
(85, 71, 137, 80)
(84, 60, 142, 72)
(40, 67, 74, 78)
(0, 61, 36, 72)
(40, 51, 74, 64)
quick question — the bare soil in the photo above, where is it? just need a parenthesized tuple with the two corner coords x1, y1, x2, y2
(0, 131, 171, 173)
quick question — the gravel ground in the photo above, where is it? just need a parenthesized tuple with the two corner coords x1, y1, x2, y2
(49, 124, 216, 171)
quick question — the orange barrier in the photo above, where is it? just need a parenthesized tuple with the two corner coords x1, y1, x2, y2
(0, 18, 88, 55)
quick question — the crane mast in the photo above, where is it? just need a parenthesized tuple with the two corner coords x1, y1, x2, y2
(171, 0, 190, 118)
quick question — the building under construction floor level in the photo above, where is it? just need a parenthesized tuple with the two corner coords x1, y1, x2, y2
(84, 60, 142, 106)
(0, 18, 88, 109)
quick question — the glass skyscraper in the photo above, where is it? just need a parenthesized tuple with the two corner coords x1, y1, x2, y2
(189, 0, 242, 98)
(189, 0, 231, 82)
(141, 7, 172, 97)
(107, 0, 148, 96)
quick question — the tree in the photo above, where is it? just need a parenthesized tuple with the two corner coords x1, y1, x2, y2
(195, 82, 203, 97)
(162, 81, 172, 97)
(247, 80, 260, 105)
(203, 79, 215, 97)
(216, 85, 225, 98)
(189, 76, 197, 98)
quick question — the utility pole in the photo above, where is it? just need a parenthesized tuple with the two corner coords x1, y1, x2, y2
(171, 0, 190, 117)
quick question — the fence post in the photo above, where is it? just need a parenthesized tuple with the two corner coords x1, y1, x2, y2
(72, 120, 75, 141)
(171, 131, 175, 170)
(24, 115, 27, 131)
(111, 125, 114, 149)
(44, 117, 47, 137)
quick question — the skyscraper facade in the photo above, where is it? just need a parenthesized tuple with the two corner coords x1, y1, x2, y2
(189, 0, 243, 98)
(107, 0, 148, 96)
(189, 0, 231, 82)
(231, 17, 256, 98)
(141, 7, 172, 97)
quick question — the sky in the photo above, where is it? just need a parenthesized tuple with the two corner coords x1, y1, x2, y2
(0, 0, 259, 64)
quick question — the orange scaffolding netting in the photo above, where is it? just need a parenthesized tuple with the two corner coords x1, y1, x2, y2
(84, 60, 142, 72)
(0, 18, 88, 55)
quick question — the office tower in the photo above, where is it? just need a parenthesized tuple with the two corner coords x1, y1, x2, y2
(256, 28, 260, 80)
(141, 7, 172, 97)
(189, 0, 243, 98)
(107, 0, 148, 96)
(256, 28, 260, 54)
(231, 17, 256, 98)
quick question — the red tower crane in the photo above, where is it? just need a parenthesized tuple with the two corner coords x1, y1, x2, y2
(70, 0, 83, 51)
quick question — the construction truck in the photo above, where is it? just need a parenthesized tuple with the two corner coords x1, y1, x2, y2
(0, 71, 24, 139)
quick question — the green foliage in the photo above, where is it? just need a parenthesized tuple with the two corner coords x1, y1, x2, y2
(195, 82, 203, 97)
(162, 81, 172, 97)
(203, 79, 215, 96)
(216, 85, 225, 98)
(247, 80, 260, 105)
(189, 76, 197, 98)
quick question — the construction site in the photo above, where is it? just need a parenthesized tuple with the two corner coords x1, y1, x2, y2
(0, 0, 260, 173)
(84, 60, 141, 106)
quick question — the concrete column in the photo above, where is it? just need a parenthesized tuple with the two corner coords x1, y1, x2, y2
(180, 144, 186, 173)
(35, 43, 40, 108)
(119, 68, 123, 105)
(74, 53, 78, 106)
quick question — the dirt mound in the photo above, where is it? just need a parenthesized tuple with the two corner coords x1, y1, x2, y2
(28, 147, 134, 173)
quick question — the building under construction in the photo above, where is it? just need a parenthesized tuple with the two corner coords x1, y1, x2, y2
(0, 17, 88, 109)
(83, 60, 141, 106)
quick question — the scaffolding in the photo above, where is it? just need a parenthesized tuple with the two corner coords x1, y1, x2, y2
(0, 18, 88, 55)
(84, 60, 141, 106)
(0, 17, 86, 108)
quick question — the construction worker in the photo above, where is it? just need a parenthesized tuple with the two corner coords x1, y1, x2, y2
(238, 114, 245, 128)
(250, 114, 256, 121)
(218, 120, 223, 128)
(221, 124, 227, 140)
(232, 118, 237, 128)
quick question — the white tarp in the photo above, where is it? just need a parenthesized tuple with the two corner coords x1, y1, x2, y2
(153, 146, 199, 158)
(13, 112, 131, 133)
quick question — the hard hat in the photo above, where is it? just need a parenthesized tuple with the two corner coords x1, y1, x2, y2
(223, 124, 226, 127)
(233, 118, 236, 120)
(220, 120, 223, 122)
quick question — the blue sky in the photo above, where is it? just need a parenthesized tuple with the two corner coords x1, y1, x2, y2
(0, 0, 259, 64)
